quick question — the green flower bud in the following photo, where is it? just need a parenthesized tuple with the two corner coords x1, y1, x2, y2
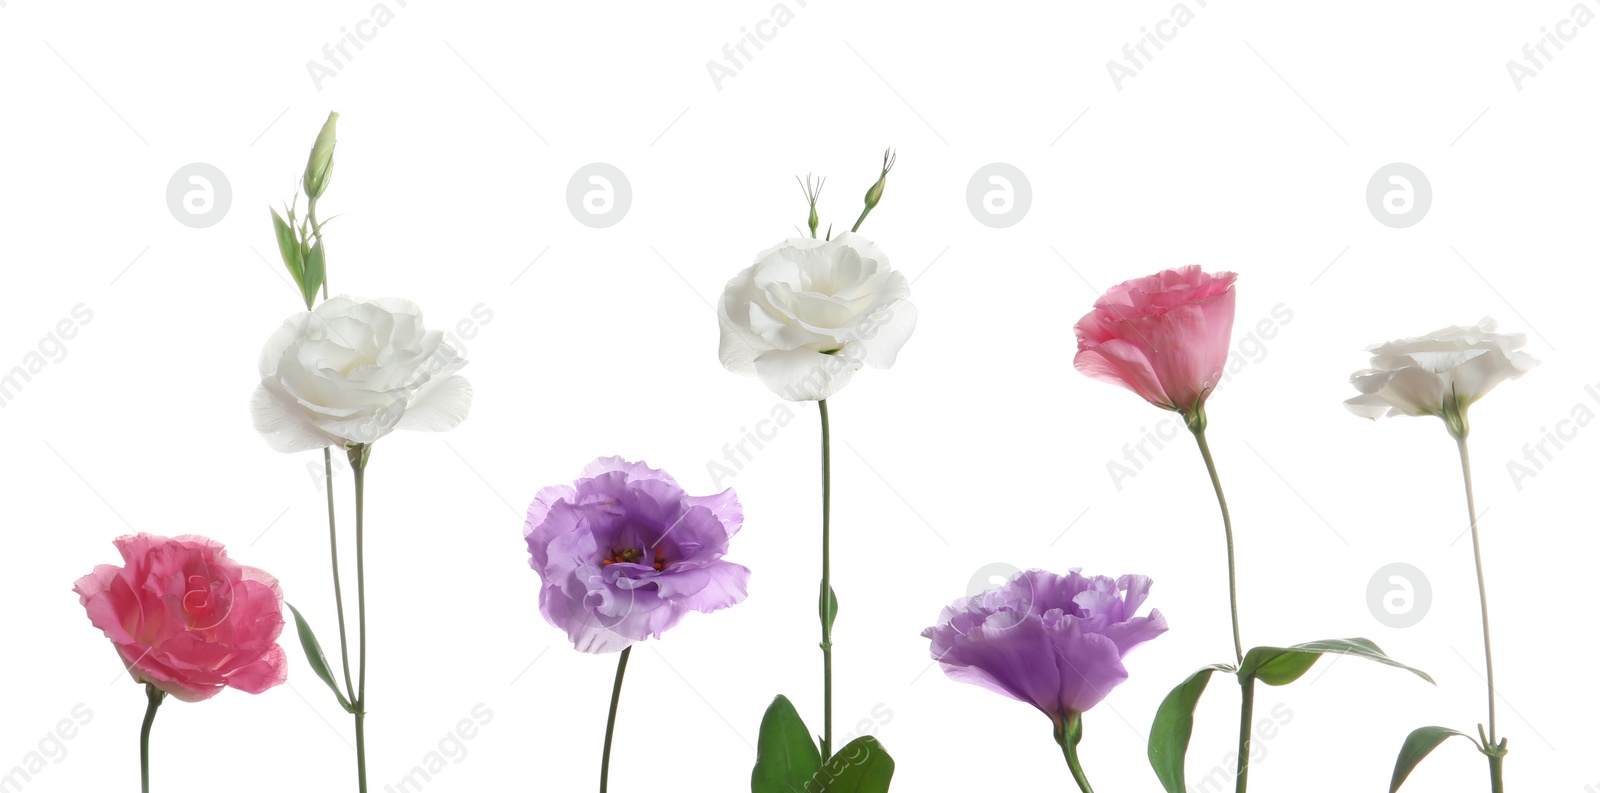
(797, 172, 825, 238)
(303, 112, 339, 201)
(862, 147, 896, 210)
(850, 148, 896, 234)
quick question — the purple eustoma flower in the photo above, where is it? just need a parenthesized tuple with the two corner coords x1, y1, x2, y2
(922, 568, 1166, 720)
(525, 457, 750, 653)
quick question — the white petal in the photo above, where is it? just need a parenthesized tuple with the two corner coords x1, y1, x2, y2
(1343, 394, 1393, 420)
(1378, 367, 1448, 416)
(398, 375, 473, 432)
(257, 314, 310, 378)
(321, 406, 401, 446)
(716, 267, 771, 375)
(754, 346, 863, 401)
(1349, 368, 1393, 395)
(859, 299, 917, 369)
(250, 382, 335, 453)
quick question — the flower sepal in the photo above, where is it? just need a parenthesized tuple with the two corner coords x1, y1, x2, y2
(346, 442, 371, 471)
(1442, 388, 1470, 440)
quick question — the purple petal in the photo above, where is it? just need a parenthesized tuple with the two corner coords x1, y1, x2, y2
(1046, 620, 1130, 715)
(925, 611, 1064, 719)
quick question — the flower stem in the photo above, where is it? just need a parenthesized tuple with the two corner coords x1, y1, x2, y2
(308, 196, 328, 300)
(1455, 434, 1503, 789)
(139, 684, 164, 793)
(818, 398, 834, 761)
(1488, 753, 1505, 793)
(1235, 675, 1255, 793)
(599, 646, 632, 793)
(324, 447, 357, 707)
(350, 445, 370, 793)
(1187, 417, 1244, 665)
(1188, 414, 1251, 793)
(1054, 713, 1095, 793)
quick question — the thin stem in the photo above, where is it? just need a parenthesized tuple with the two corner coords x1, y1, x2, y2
(308, 196, 328, 300)
(1455, 436, 1500, 749)
(1488, 753, 1505, 793)
(1055, 714, 1095, 793)
(1235, 676, 1255, 793)
(818, 399, 834, 761)
(324, 447, 356, 704)
(850, 208, 870, 233)
(139, 684, 164, 793)
(1189, 421, 1244, 665)
(352, 447, 369, 793)
(599, 645, 632, 793)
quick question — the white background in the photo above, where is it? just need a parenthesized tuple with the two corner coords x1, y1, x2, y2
(2, 1, 1596, 791)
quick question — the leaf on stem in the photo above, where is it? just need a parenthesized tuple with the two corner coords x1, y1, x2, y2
(1148, 663, 1234, 793)
(1390, 726, 1476, 792)
(270, 208, 307, 305)
(286, 603, 353, 713)
(301, 237, 326, 309)
(1238, 637, 1434, 687)
(820, 582, 838, 636)
(751, 695, 821, 793)
(816, 736, 894, 792)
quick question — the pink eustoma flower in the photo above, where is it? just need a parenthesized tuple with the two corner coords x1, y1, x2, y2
(1074, 265, 1238, 415)
(74, 534, 288, 702)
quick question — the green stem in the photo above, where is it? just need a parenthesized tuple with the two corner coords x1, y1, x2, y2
(599, 646, 632, 793)
(818, 399, 834, 761)
(1189, 412, 1250, 793)
(308, 196, 328, 300)
(351, 445, 369, 793)
(1235, 676, 1255, 793)
(850, 208, 870, 233)
(1188, 417, 1244, 665)
(1488, 752, 1505, 793)
(323, 447, 356, 706)
(139, 684, 164, 793)
(1055, 714, 1095, 793)
(1455, 435, 1503, 779)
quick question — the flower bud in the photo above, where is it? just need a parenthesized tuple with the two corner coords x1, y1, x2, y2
(302, 112, 339, 201)
(797, 173, 824, 238)
(862, 148, 896, 210)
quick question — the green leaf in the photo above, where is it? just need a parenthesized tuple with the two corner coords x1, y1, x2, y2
(1148, 663, 1234, 793)
(1247, 648, 1322, 686)
(270, 207, 305, 297)
(1390, 726, 1476, 792)
(1239, 638, 1434, 687)
(301, 237, 326, 309)
(816, 736, 894, 792)
(819, 582, 838, 637)
(751, 695, 821, 793)
(287, 603, 353, 713)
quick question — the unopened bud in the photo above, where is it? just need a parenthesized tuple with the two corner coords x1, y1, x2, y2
(862, 147, 896, 210)
(797, 173, 825, 238)
(303, 112, 339, 200)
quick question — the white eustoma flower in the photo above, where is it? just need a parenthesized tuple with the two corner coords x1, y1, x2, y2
(1345, 317, 1537, 428)
(251, 296, 472, 452)
(717, 232, 916, 401)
